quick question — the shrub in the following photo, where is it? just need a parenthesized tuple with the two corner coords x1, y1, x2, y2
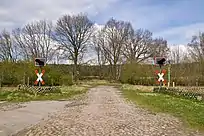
(60, 75, 73, 86)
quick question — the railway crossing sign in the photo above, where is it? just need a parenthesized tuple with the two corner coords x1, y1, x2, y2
(34, 69, 45, 85)
(35, 58, 46, 67)
(155, 69, 166, 84)
(34, 58, 46, 86)
(154, 57, 166, 66)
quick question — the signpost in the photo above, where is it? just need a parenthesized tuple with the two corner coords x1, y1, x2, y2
(154, 57, 166, 88)
(34, 69, 45, 86)
(155, 69, 166, 85)
(34, 58, 46, 86)
(167, 60, 171, 87)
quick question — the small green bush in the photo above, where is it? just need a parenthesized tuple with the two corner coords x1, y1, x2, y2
(60, 75, 73, 86)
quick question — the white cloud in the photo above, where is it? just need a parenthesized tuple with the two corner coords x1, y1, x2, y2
(0, 0, 119, 31)
(96, 0, 204, 45)
(154, 23, 204, 45)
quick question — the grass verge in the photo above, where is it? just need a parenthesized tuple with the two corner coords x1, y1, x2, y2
(0, 85, 88, 102)
(78, 79, 121, 87)
(121, 84, 204, 131)
(0, 79, 120, 102)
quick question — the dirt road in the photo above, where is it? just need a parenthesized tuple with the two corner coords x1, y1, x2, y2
(10, 86, 204, 135)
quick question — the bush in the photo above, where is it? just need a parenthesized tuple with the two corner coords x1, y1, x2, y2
(0, 62, 73, 86)
(60, 75, 73, 86)
(120, 63, 158, 86)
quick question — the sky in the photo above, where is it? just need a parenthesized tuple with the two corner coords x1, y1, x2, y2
(0, 0, 204, 46)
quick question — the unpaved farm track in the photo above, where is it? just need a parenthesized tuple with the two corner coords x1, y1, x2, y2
(14, 86, 203, 136)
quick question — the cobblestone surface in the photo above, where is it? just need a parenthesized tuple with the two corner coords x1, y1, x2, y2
(14, 86, 204, 136)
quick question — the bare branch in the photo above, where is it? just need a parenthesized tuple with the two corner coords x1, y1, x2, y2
(122, 29, 153, 63)
(0, 29, 18, 62)
(12, 20, 56, 62)
(100, 18, 132, 79)
(54, 13, 94, 80)
(187, 32, 204, 62)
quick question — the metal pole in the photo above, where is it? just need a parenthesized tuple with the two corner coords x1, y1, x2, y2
(159, 65, 162, 89)
(39, 67, 41, 87)
(168, 63, 171, 87)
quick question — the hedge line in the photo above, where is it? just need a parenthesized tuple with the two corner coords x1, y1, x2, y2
(1, 61, 204, 86)
(0, 62, 73, 86)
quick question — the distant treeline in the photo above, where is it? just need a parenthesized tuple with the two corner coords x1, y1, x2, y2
(0, 61, 204, 87)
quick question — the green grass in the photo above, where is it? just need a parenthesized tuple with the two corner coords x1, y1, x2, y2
(121, 84, 204, 131)
(0, 79, 118, 102)
(0, 85, 88, 102)
(78, 79, 121, 87)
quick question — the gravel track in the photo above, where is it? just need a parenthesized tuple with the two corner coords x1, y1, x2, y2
(13, 86, 204, 136)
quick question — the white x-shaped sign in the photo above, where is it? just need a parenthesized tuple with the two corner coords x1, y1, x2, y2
(158, 73, 164, 82)
(36, 73, 43, 82)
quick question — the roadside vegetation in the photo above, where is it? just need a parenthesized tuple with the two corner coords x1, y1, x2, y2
(121, 84, 204, 131)
(0, 85, 88, 102)
(0, 80, 120, 102)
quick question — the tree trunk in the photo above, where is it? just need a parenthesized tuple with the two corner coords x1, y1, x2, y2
(73, 55, 78, 82)
(113, 63, 117, 80)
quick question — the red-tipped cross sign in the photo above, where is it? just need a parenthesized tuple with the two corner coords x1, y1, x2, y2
(155, 69, 166, 84)
(34, 69, 45, 85)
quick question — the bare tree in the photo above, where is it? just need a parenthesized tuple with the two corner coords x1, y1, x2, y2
(12, 20, 55, 62)
(92, 29, 107, 78)
(187, 32, 204, 62)
(101, 18, 132, 80)
(0, 29, 18, 62)
(123, 29, 154, 63)
(170, 45, 180, 64)
(54, 13, 94, 80)
(151, 37, 169, 57)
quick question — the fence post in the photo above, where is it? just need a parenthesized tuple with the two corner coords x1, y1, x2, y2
(173, 82, 175, 88)
(0, 73, 2, 88)
(27, 77, 30, 86)
(1, 72, 3, 87)
(168, 63, 171, 87)
(196, 78, 198, 86)
(23, 72, 26, 85)
(51, 78, 54, 86)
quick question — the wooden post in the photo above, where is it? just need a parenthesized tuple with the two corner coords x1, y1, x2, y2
(23, 72, 26, 85)
(173, 82, 175, 88)
(167, 82, 170, 88)
(168, 63, 171, 87)
(0, 72, 3, 87)
(51, 78, 54, 86)
(196, 78, 198, 86)
(27, 77, 30, 86)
